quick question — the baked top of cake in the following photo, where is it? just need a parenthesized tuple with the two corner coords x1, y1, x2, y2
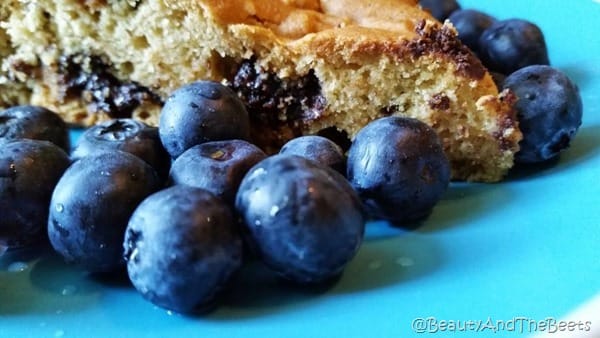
(0, 0, 521, 182)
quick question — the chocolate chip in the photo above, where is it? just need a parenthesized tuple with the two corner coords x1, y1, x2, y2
(57, 54, 162, 118)
(229, 59, 326, 129)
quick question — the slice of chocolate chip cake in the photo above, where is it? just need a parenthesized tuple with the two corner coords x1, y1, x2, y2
(0, 0, 521, 182)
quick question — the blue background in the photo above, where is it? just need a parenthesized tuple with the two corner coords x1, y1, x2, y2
(1, 1, 599, 337)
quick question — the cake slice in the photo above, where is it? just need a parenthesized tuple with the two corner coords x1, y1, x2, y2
(0, 0, 521, 182)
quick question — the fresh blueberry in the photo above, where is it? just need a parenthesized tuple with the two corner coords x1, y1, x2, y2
(279, 135, 346, 175)
(169, 139, 266, 204)
(72, 118, 170, 179)
(159, 80, 251, 158)
(502, 65, 583, 163)
(124, 185, 243, 313)
(48, 151, 161, 273)
(419, 0, 460, 22)
(347, 117, 450, 225)
(479, 19, 550, 75)
(0, 105, 70, 152)
(448, 9, 496, 55)
(0, 140, 70, 248)
(235, 154, 365, 284)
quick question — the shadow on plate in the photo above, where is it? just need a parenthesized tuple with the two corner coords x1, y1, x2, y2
(208, 233, 440, 320)
(506, 125, 600, 181)
(0, 250, 102, 315)
(417, 182, 512, 233)
(207, 260, 328, 320)
(332, 234, 440, 294)
(351, 182, 512, 236)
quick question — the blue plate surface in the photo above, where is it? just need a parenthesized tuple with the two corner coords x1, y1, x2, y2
(1, 1, 599, 337)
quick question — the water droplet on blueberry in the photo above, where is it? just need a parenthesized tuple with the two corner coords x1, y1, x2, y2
(6, 261, 29, 272)
(61, 285, 77, 296)
(367, 260, 382, 270)
(395, 256, 415, 267)
(269, 205, 280, 217)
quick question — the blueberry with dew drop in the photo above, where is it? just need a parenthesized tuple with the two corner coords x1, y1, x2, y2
(48, 151, 161, 273)
(124, 185, 243, 313)
(0, 140, 70, 248)
(235, 154, 366, 284)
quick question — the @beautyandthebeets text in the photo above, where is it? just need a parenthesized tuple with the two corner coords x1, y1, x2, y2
(411, 316, 592, 334)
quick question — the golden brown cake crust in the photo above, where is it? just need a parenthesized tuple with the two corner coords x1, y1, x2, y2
(0, 0, 521, 182)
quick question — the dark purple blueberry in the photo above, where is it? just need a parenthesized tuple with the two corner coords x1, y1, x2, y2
(48, 151, 161, 273)
(347, 117, 450, 225)
(0, 140, 70, 248)
(159, 81, 251, 158)
(419, 0, 460, 22)
(448, 9, 496, 55)
(0, 105, 70, 152)
(168, 140, 267, 204)
(71, 118, 170, 179)
(279, 135, 346, 175)
(124, 185, 243, 313)
(235, 155, 365, 284)
(502, 65, 583, 163)
(479, 19, 550, 75)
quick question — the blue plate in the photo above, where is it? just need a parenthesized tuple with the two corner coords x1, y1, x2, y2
(1, 1, 599, 337)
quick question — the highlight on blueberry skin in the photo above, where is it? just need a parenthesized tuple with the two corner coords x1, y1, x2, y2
(502, 65, 583, 164)
(235, 154, 366, 284)
(159, 80, 251, 159)
(347, 116, 450, 226)
(48, 151, 161, 273)
(124, 185, 243, 314)
(0, 105, 70, 152)
(0, 140, 71, 249)
(478, 18, 550, 75)
(168, 139, 267, 204)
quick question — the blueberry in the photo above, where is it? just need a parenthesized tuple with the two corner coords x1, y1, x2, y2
(419, 0, 460, 22)
(0, 140, 70, 248)
(168, 140, 266, 204)
(0, 105, 70, 152)
(448, 9, 496, 55)
(159, 81, 251, 158)
(279, 135, 346, 175)
(347, 117, 450, 225)
(48, 151, 161, 272)
(479, 19, 550, 75)
(72, 118, 170, 179)
(124, 185, 243, 313)
(235, 155, 365, 284)
(502, 65, 583, 163)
